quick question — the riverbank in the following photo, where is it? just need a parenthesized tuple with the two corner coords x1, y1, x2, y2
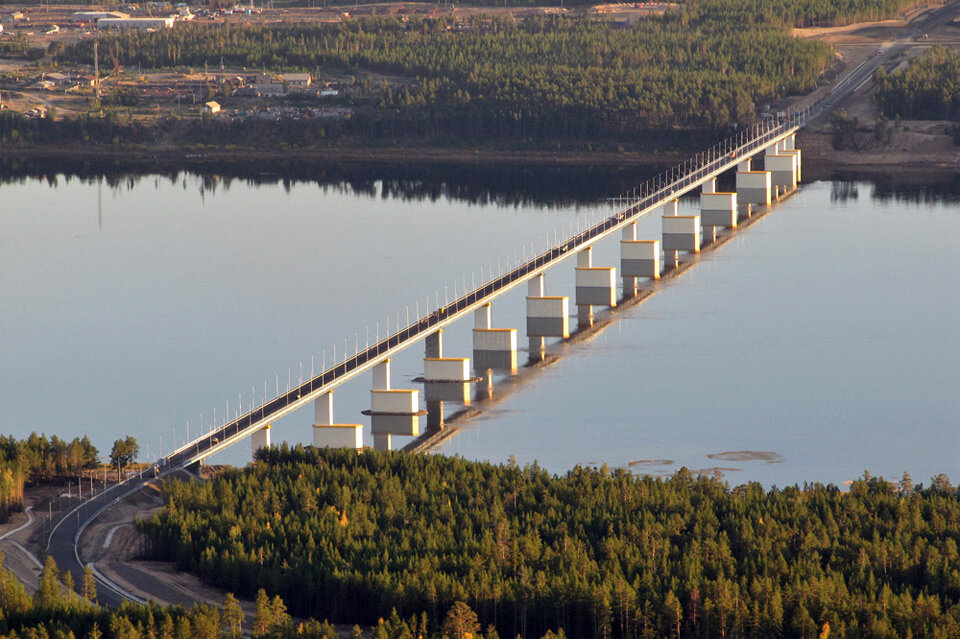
(0, 134, 957, 174)
(0, 143, 686, 168)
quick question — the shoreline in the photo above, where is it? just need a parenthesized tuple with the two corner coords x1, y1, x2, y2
(0, 144, 685, 168)
(0, 138, 956, 173)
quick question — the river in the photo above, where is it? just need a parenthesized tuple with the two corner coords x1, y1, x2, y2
(2, 165, 958, 487)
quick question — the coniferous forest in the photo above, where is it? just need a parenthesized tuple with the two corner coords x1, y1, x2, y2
(138, 446, 960, 639)
(0, 434, 99, 524)
(874, 46, 960, 121)
(55, 13, 833, 147)
(41, 0, 916, 150)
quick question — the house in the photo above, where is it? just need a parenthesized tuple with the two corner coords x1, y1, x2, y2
(203, 101, 221, 114)
(98, 16, 176, 29)
(282, 73, 311, 88)
(72, 11, 129, 24)
(43, 72, 71, 85)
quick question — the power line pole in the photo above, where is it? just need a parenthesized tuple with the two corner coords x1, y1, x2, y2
(93, 39, 101, 99)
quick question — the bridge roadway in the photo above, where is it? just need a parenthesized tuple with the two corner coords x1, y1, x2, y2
(163, 116, 804, 469)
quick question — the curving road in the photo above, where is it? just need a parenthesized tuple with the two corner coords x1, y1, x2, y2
(46, 474, 153, 607)
(808, 0, 960, 118)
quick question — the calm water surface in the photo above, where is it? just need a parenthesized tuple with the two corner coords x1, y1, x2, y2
(2, 170, 958, 487)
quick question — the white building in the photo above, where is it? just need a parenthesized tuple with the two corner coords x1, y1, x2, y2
(98, 16, 176, 29)
(72, 11, 129, 23)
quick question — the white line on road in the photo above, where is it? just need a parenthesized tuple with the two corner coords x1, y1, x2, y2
(88, 562, 148, 605)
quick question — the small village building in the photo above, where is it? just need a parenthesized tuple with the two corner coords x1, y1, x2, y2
(203, 101, 221, 115)
(282, 73, 312, 88)
(98, 16, 176, 29)
(72, 11, 129, 24)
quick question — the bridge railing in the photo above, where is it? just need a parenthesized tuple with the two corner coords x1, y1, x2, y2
(164, 106, 815, 467)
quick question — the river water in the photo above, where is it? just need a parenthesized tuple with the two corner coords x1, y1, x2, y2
(2, 167, 958, 487)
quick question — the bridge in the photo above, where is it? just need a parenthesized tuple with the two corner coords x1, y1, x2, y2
(40, 0, 960, 603)
(51, 101, 819, 605)
(160, 108, 809, 464)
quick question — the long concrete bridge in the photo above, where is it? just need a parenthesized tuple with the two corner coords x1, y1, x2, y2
(159, 109, 811, 465)
(49, 101, 820, 606)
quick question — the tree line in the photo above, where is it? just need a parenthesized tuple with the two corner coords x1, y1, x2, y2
(0, 434, 99, 523)
(139, 445, 960, 639)
(55, 16, 832, 144)
(0, 548, 344, 639)
(874, 46, 960, 121)
(0, 547, 513, 639)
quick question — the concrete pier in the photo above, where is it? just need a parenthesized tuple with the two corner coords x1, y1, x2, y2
(526, 273, 569, 356)
(526, 296, 570, 346)
(662, 215, 701, 269)
(736, 170, 772, 206)
(473, 327, 518, 371)
(422, 358, 475, 429)
(425, 330, 443, 358)
(783, 147, 802, 183)
(368, 358, 421, 449)
(372, 359, 391, 391)
(472, 302, 518, 371)
(369, 390, 421, 442)
(575, 267, 617, 307)
(424, 357, 471, 382)
(620, 223, 638, 297)
(621, 240, 660, 281)
(764, 154, 797, 190)
(312, 390, 363, 449)
(251, 425, 271, 456)
(701, 192, 738, 242)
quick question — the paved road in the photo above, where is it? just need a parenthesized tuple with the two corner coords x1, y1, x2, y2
(45, 474, 153, 607)
(811, 0, 960, 117)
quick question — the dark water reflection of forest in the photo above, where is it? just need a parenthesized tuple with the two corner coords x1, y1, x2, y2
(2, 156, 959, 207)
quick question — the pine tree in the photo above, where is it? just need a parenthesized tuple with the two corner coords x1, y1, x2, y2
(223, 593, 243, 639)
(35, 556, 62, 609)
(83, 565, 97, 603)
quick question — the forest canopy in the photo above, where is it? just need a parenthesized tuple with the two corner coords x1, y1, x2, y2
(874, 46, 960, 121)
(0, 433, 99, 523)
(139, 445, 960, 639)
(57, 15, 833, 143)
